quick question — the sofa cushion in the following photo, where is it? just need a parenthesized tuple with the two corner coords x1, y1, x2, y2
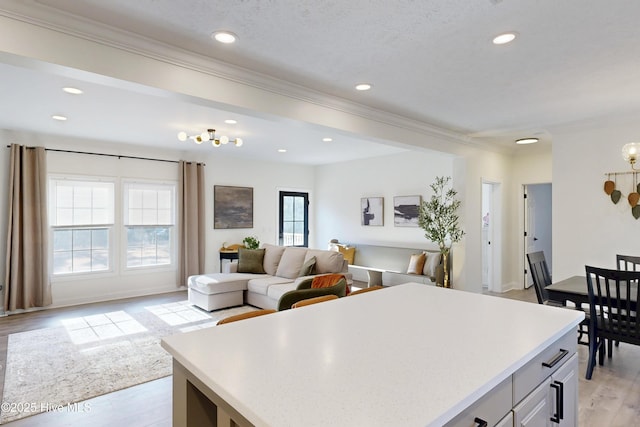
(407, 252, 426, 274)
(275, 247, 308, 279)
(262, 244, 287, 276)
(298, 256, 316, 276)
(266, 282, 298, 301)
(237, 248, 266, 274)
(190, 274, 252, 295)
(423, 252, 441, 278)
(305, 250, 344, 274)
(247, 276, 294, 296)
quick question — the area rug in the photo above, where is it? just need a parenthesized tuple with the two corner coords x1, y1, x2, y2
(0, 302, 256, 424)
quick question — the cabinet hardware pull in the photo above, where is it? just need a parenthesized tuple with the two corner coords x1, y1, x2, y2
(473, 417, 488, 427)
(550, 380, 564, 422)
(542, 348, 568, 368)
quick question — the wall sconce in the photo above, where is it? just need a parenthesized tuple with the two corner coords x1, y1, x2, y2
(622, 142, 640, 170)
(177, 129, 243, 148)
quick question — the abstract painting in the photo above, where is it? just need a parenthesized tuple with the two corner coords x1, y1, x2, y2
(393, 195, 421, 227)
(214, 186, 253, 229)
(361, 197, 383, 226)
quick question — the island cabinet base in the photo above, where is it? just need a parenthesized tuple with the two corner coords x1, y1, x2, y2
(172, 360, 254, 427)
(446, 329, 578, 427)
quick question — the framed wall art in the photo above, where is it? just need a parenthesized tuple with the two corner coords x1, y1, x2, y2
(214, 185, 253, 229)
(393, 195, 421, 227)
(361, 197, 384, 226)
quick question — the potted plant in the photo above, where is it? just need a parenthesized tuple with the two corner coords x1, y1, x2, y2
(418, 176, 464, 288)
(242, 236, 260, 250)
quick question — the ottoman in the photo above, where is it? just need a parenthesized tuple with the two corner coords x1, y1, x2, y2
(187, 274, 252, 311)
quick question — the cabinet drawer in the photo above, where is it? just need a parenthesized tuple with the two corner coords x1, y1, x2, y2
(513, 329, 576, 404)
(445, 376, 512, 427)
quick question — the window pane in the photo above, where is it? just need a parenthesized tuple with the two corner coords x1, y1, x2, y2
(57, 186, 73, 207)
(91, 250, 109, 270)
(283, 197, 293, 221)
(157, 209, 171, 224)
(74, 208, 92, 225)
(142, 190, 158, 209)
(53, 251, 72, 274)
(73, 229, 92, 250)
(72, 250, 92, 273)
(157, 190, 172, 209)
(142, 209, 158, 225)
(92, 229, 108, 249)
(53, 229, 72, 252)
(74, 187, 92, 208)
(129, 189, 143, 209)
(93, 187, 110, 208)
(127, 247, 142, 267)
(56, 208, 73, 226)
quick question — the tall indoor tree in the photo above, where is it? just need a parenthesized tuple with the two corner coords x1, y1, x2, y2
(418, 176, 464, 288)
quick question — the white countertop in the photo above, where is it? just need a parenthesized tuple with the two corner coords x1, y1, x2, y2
(161, 283, 584, 427)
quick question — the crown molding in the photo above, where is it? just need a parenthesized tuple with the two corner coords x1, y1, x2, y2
(0, 1, 510, 156)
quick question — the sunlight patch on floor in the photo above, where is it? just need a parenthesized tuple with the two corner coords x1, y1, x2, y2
(145, 300, 211, 326)
(60, 311, 148, 344)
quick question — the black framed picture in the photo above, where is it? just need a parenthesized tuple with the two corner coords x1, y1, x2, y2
(393, 195, 421, 227)
(214, 186, 253, 229)
(361, 197, 383, 226)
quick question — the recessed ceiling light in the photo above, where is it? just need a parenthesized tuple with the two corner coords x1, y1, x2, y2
(62, 87, 83, 95)
(515, 137, 539, 145)
(493, 32, 517, 45)
(224, 119, 237, 124)
(322, 137, 333, 142)
(278, 149, 287, 153)
(212, 31, 237, 44)
(52, 115, 67, 121)
(355, 83, 372, 91)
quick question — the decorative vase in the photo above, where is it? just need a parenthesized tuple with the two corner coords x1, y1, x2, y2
(442, 251, 450, 288)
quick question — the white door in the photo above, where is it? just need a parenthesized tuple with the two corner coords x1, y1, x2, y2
(524, 183, 552, 288)
(482, 181, 501, 291)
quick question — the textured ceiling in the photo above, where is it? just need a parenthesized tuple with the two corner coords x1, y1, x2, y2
(2, 0, 640, 161)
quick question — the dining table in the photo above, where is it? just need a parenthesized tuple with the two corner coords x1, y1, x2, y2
(546, 274, 638, 309)
(545, 275, 590, 308)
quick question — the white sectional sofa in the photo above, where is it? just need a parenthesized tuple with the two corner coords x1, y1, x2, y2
(188, 244, 351, 311)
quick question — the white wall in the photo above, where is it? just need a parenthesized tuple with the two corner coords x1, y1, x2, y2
(315, 150, 454, 250)
(198, 153, 315, 273)
(553, 117, 639, 280)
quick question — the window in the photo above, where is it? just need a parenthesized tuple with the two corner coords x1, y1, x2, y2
(123, 182, 175, 268)
(279, 191, 309, 247)
(49, 178, 115, 275)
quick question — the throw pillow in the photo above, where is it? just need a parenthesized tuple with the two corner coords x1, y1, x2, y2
(298, 256, 317, 276)
(275, 247, 308, 279)
(311, 274, 345, 289)
(237, 248, 266, 274)
(422, 252, 441, 278)
(407, 253, 426, 274)
(262, 244, 286, 275)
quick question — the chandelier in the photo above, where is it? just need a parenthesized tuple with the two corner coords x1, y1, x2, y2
(177, 129, 243, 147)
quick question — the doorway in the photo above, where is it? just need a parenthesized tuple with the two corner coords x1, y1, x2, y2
(481, 181, 501, 291)
(523, 183, 552, 288)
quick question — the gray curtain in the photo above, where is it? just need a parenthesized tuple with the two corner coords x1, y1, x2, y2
(178, 161, 205, 286)
(4, 144, 52, 311)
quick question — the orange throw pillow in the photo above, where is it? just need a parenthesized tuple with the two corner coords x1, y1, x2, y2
(311, 274, 349, 295)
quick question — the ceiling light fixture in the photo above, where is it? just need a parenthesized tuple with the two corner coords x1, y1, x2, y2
(322, 137, 333, 142)
(493, 32, 517, 45)
(224, 119, 237, 124)
(278, 149, 287, 153)
(177, 129, 243, 147)
(622, 142, 640, 170)
(515, 137, 539, 145)
(52, 115, 67, 121)
(62, 87, 83, 95)
(212, 31, 237, 44)
(355, 83, 372, 91)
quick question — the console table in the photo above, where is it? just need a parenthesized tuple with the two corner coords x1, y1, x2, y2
(162, 283, 583, 426)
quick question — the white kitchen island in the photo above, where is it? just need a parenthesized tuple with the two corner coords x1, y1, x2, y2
(161, 283, 584, 427)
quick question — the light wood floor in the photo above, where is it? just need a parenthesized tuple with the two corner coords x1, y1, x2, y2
(1, 287, 639, 426)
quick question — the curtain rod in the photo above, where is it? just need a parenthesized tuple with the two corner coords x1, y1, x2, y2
(6, 145, 204, 165)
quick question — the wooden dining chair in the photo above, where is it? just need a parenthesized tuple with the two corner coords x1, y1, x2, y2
(527, 251, 589, 345)
(584, 265, 640, 379)
(217, 309, 276, 325)
(291, 294, 338, 308)
(616, 254, 640, 272)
